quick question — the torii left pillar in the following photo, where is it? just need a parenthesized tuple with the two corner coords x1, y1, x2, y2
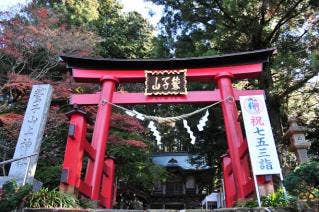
(60, 105, 87, 194)
(85, 76, 118, 202)
(60, 76, 118, 208)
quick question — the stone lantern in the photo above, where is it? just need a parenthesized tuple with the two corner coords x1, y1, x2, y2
(285, 117, 311, 164)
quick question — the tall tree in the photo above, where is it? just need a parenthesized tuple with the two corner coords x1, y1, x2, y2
(35, 0, 155, 58)
(0, 3, 100, 80)
(95, 11, 154, 58)
(0, 1, 165, 200)
(149, 0, 319, 157)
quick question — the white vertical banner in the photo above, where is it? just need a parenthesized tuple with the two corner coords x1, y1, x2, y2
(239, 95, 282, 176)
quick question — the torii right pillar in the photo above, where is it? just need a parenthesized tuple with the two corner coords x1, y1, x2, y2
(215, 72, 254, 204)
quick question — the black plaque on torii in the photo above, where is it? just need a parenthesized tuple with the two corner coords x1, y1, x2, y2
(144, 69, 187, 95)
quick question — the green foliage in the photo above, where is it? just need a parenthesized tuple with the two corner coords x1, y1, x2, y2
(284, 160, 319, 200)
(78, 196, 97, 209)
(0, 181, 89, 210)
(150, 0, 319, 172)
(61, 0, 100, 24)
(262, 187, 296, 208)
(35, 124, 68, 188)
(236, 198, 258, 208)
(34, 0, 101, 26)
(107, 111, 167, 194)
(95, 10, 154, 58)
(35, 165, 61, 189)
(107, 143, 167, 192)
(26, 188, 79, 208)
(37, 0, 155, 59)
(236, 188, 296, 208)
(40, 123, 68, 165)
(0, 180, 32, 212)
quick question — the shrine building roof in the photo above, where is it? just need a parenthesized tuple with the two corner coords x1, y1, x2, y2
(61, 48, 275, 70)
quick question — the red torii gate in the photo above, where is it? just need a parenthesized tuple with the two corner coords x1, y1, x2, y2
(60, 48, 275, 208)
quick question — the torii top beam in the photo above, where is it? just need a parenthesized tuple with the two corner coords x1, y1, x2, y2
(61, 48, 275, 83)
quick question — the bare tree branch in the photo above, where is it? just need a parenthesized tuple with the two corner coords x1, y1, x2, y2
(265, 0, 305, 44)
(264, 0, 286, 24)
(277, 70, 319, 99)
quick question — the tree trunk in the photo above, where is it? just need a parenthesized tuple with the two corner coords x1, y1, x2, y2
(259, 63, 284, 143)
(267, 95, 284, 142)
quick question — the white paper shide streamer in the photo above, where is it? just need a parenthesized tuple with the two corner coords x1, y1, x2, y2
(133, 109, 145, 121)
(125, 109, 145, 121)
(148, 121, 162, 145)
(197, 110, 209, 131)
(124, 106, 214, 147)
(125, 110, 135, 117)
(183, 119, 196, 144)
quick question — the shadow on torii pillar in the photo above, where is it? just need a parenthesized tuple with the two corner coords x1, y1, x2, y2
(59, 48, 276, 208)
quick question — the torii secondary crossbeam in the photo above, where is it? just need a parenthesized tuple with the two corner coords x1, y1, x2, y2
(60, 48, 275, 208)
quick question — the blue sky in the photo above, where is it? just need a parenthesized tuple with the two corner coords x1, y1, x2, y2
(0, 0, 163, 28)
(0, 0, 29, 10)
(119, 0, 163, 27)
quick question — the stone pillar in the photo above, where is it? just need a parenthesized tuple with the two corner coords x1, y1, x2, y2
(1, 85, 52, 187)
(285, 117, 311, 164)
